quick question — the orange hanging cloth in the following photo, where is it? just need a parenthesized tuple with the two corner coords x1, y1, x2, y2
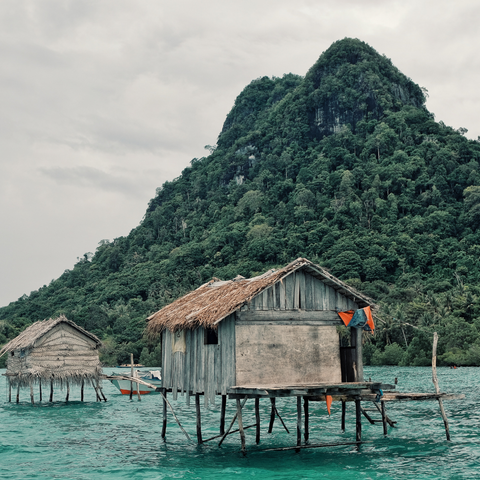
(326, 395, 333, 415)
(338, 307, 375, 333)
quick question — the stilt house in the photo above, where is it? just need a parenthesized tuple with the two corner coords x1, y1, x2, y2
(147, 258, 375, 407)
(0, 315, 103, 400)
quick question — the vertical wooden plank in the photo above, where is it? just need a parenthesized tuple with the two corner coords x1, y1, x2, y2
(267, 287, 275, 310)
(299, 270, 306, 309)
(347, 298, 358, 310)
(262, 289, 268, 310)
(231, 315, 236, 389)
(219, 319, 226, 395)
(285, 274, 295, 310)
(184, 329, 191, 405)
(275, 282, 280, 310)
(172, 352, 178, 401)
(313, 278, 323, 310)
(305, 274, 313, 310)
(294, 272, 300, 309)
(280, 280, 286, 310)
(204, 343, 209, 408)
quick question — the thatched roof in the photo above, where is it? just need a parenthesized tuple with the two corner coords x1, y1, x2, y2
(147, 257, 375, 335)
(0, 315, 102, 357)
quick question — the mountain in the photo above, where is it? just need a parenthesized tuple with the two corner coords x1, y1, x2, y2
(2, 38, 480, 368)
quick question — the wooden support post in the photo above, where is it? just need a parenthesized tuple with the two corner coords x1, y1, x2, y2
(39, 380, 42, 401)
(30, 384, 34, 405)
(49, 381, 53, 402)
(160, 391, 192, 443)
(91, 379, 101, 402)
(351, 327, 364, 382)
(255, 398, 260, 445)
(195, 393, 203, 444)
(66, 381, 70, 402)
(341, 400, 346, 432)
(268, 397, 276, 433)
(381, 401, 388, 435)
(80, 379, 84, 402)
(355, 399, 362, 443)
(219, 398, 248, 446)
(237, 398, 246, 455)
(130, 353, 134, 400)
(296, 396, 302, 449)
(98, 381, 107, 402)
(432, 332, 451, 441)
(16, 384, 20, 403)
(8, 381, 11, 403)
(220, 395, 226, 435)
(161, 388, 167, 440)
(136, 379, 141, 402)
(303, 397, 309, 444)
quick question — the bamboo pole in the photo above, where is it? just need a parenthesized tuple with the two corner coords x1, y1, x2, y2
(341, 400, 346, 432)
(8, 381, 11, 403)
(16, 383, 20, 403)
(30, 384, 34, 405)
(303, 397, 309, 443)
(237, 398, 246, 455)
(161, 388, 167, 440)
(255, 398, 260, 445)
(66, 381, 70, 402)
(39, 380, 42, 401)
(432, 332, 451, 441)
(80, 379, 84, 402)
(195, 393, 203, 444)
(220, 395, 226, 435)
(219, 398, 248, 446)
(49, 381, 53, 402)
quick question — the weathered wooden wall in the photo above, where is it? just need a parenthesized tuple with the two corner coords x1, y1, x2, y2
(7, 323, 101, 383)
(161, 314, 235, 407)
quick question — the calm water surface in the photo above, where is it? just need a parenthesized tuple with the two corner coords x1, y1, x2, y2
(0, 366, 478, 479)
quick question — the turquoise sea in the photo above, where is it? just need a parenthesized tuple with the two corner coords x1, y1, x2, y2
(0, 366, 478, 479)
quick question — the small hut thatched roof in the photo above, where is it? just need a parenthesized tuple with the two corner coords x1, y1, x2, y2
(0, 315, 101, 358)
(147, 257, 375, 335)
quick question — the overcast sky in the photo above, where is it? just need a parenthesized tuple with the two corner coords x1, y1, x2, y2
(1, 0, 479, 308)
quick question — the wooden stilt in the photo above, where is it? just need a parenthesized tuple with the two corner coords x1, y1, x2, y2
(355, 399, 362, 443)
(381, 401, 388, 435)
(98, 381, 107, 402)
(220, 395, 226, 435)
(66, 381, 70, 402)
(136, 379, 141, 401)
(49, 381, 53, 402)
(91, 379, 101, 401)
(81, 379, 84, 402)
(16, 384, 20, 403)
(268, 397, 276, 433)
(8, 381, 11, 402)
(195, 393, 203, 444)
(219, 398, 248, 446)
(161, 388, 167, 440)
(130, 353, 134, 400)
(39, 380, 42, 401)
(341, 400, 346, 432)
(304, 397, 309, 444)
(30, 384, 34, 405)
(236, 398, 246, 455)
(296, 396, 302, 449)
(255, 398, 260, 445)
(432, 332, 451, 441)
(203, 424, 257, 443)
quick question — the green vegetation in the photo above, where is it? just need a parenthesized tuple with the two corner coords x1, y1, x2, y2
(1, 38, 480, 367)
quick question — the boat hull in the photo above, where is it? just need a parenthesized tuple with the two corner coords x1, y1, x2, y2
(109, 378, 161, 395)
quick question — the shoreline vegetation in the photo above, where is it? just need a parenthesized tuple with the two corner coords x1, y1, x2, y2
(1, 38, 480, 368)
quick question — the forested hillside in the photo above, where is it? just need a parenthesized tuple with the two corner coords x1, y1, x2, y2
(2, 38, 480, 367)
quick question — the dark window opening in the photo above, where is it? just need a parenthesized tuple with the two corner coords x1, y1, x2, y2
(204, 328, 218, 345)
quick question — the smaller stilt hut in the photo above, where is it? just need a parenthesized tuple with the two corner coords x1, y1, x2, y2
(0, 315, 105, 403)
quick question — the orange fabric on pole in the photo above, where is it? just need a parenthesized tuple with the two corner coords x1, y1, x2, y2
(364, 306, 375, 332)
(338, 310, 354, 327)
(326, 395, 333, 415)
